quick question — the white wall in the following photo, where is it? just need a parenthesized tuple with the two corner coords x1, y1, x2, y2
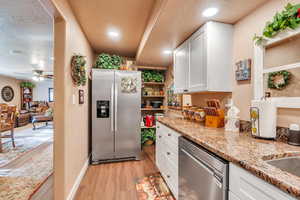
(33, 80, 53, 101)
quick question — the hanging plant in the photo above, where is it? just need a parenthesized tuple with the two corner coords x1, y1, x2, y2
(94, 53, 123, 69)
(71, 54, 87, 86)
(268, 70, 291, 90)
(20, 81, 35, 89)
(254, 3, 300, 45)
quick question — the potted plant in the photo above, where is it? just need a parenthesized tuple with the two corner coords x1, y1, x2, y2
(20, 81, 35, 89)
(94, 53, 124, 70)
(142, 70, 164, 83)
(141, 129, 156, 146)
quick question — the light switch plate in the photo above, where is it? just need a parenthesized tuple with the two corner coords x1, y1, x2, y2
(72, 94, 76, 105)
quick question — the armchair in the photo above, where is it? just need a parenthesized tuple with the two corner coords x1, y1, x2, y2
(0, 105, 17, 153)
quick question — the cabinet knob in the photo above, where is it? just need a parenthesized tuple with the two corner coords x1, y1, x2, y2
(157, 126, 160, 128)
(167, 152, 171, 155)
(167, 175, 171, 178)
(159, 136, 162, 139)
(168, 133, 171, 136)
(184, 89, 188, 92)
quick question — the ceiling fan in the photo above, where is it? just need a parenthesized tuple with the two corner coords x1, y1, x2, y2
(32, 69, 53, 81)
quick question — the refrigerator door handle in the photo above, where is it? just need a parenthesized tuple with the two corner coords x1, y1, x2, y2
(111, 84, 114, 132)
(115, 84, 118, 132)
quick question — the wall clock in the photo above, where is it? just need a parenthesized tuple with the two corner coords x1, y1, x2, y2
(1, 86, 14, 102)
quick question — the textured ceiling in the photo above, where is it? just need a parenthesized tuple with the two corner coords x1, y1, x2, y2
(0, 0, 53, 80)
(68, 0, 156, 57)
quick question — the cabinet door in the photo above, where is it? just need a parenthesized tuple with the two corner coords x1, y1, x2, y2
(229, 164, 296, 200)
(156, 123, 163, 170)
(174, 41, 189, 93)
(189, 30, 207, 92)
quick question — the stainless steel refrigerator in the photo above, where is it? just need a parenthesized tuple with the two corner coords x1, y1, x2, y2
(91, 69, 141, 164)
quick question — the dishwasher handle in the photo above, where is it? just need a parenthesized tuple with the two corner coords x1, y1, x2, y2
(181, 148, 224, 188)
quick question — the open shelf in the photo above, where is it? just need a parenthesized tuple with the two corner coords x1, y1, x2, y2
(137, 66, 168, 71)
(143, 82, 165, 86)
(141, 108, 165, 111)
(142, 95, 165, 98)
(141, 126, 156, 129)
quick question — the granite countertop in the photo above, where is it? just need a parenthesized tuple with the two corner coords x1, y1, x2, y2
(157, 116, 300, 199)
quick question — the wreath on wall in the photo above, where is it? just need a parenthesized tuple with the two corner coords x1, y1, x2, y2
(268, 70, 291, 90)
(254, 3, 300, 45)
(71, 54, 87, 86)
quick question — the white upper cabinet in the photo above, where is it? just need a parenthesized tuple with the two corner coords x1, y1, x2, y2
(174, 21, 233, 93)
(174, 41, 189, 93)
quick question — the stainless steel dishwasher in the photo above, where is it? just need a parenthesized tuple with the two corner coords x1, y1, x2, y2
(179, 137, 228, 200)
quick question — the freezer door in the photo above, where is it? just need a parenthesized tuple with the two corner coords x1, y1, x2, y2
(92, 69, 115, 161)
(114, 70, 141, 159)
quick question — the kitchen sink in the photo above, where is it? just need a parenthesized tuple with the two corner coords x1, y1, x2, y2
(267, 157, 300, 177)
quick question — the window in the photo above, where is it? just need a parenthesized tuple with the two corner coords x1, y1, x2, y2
(48, 88, 54, 102)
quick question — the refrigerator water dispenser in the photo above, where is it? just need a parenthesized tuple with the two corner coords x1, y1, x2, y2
(97, 100, 109, 118)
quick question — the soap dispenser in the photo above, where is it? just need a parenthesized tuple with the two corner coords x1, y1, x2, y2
(225, 99, 240, 132)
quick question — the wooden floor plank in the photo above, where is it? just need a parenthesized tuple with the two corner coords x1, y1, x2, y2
(74, 146, 158, 200)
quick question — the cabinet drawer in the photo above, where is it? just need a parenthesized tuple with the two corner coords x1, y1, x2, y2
(229, 163, 296, 200)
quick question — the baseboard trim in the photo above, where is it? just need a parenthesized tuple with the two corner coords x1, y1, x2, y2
(66, 158, 89, 200)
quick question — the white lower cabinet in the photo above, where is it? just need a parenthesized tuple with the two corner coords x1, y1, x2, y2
(156, 122, 180, 199)
(229, 163, 296, 200)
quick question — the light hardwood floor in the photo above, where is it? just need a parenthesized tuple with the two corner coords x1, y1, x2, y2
(74, 146, 158, 200)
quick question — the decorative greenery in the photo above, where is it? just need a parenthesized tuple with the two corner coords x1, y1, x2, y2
(94, 53, 124, 69)
(268, 70, 291, 90)
(254, 3, 300, 45)
(141, 129, 156, 145)
(20, 81, 35, 89)
(71, 54, 87, 86)
(142, 70, 164, 82)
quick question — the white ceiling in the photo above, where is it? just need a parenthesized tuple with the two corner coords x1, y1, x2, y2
(0, 0, 53, 80)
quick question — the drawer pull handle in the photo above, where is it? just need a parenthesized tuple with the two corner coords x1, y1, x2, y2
(167, 175, 171, 178)
(167, 152, 171, 155)
(168, 133, 171, 136)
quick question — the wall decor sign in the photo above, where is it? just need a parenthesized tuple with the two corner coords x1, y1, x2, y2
(235, 59, 251, 81)
(79, 89, 84, 104)
(71, 54, 87, 86)
(1, 86, 14, 102)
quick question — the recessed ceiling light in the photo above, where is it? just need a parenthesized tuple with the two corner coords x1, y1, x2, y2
(163, 50, 173, 55)
(202, 7, 219, 17)
(107, 28, 121, 40)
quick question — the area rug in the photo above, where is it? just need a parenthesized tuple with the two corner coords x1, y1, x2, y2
(0, 143, 53, 200)
(136, 173, 175, 200)
(0, 126, 53, 167)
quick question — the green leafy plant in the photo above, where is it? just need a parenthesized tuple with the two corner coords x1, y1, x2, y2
(94, 53, 124, 69)
(254, 3, 300, 45)
(71, 54, 87, 86)
(142, 70, 164, 82)
(20, 81, 35, 89)
(141, 128, 156, 145)
(268, 70, 291, 90)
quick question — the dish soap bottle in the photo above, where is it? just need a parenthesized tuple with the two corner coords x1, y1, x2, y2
(225, 99, 240, 132)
